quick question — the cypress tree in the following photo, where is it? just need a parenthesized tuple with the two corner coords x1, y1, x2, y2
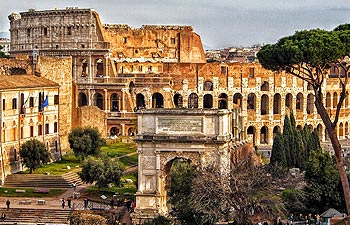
(271, 132, 287, 167)
(282, 115, 293, 167)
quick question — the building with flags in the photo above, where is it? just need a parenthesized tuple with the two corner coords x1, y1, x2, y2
(0, 74, 60, 183)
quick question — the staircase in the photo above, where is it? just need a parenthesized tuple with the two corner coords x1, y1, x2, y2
(4, 172, 83, 188)
(0, 208, 71, 224)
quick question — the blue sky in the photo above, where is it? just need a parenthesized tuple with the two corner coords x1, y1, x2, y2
(1, 0, 349, 49)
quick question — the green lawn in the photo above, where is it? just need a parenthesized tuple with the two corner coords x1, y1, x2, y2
(101, 142, 136, 158)
(0, 187, 65, 197)
(119, 153, 138, 167)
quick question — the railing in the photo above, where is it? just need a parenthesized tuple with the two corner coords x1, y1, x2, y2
(72, 199, 110, 210)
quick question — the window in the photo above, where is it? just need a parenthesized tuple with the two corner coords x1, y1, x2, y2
(55, 45, 59, 49)
(30, 125, 34, 137)
(54, 95, 59, 105)
(148, 66, 152, 72)
(171, 38, 176, 44)
(27, 29, 30, 37)
(67, 27, 72, 35)
(43, 27, 48, 37)
(45, 123, 49, 134)
(249, 67, 255, 78)
(12, 98, 17, 109)
(221, 66, 227, 75)
(38, 124, 42, 136)
(54, 122, 58, 133)
(2, 99, 5, 110)
(139, 65, 143, 72)
(123, 37, 127, 44)
(20, 127, 24, 139)
(29, 97, 34, 107)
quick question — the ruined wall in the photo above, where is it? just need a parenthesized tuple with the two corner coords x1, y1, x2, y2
(76, 106, 107, 138)
(37, 56, 73, 151)
(0, 58, 32, 75)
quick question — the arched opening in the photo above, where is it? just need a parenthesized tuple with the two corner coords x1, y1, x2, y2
(326, 92, 331, 108)
(233, 93, 243, 109)
(307, 83, 313, 90)
(128, 127, 135, 136)
(333, 92, 338, 108)
(285, 93, 293, 110)
(306, 94, 314, 114)
(81, 59, 88, 76)
(260, 126, 268, 144)
(346, 122, 349, 137)
(94, 93, 104, 110)
(345, 92, 349, 108)
(247, 126, 256, 145)
(297, 125, 303, 130)
(261, 81, 269, 91)
(152, 93, 164, 108)
(296, 93, 304, 111)
(110, 93, 119, 111)
(247, 93, 256, 111)
(339, 122, 344, 139)
(273, 126, 281, 139)
(78, 93, 88, 107)
(203, 81, 213, 91)
(136, 93, 146, 109)
(110, 127, 120, 136)
(129, 82, 135, 94)
(188, 93, 198, 108)
(174, 93, 183, 108)
(273, 93, 281, 114)
(218, 93, 228, 109)
(261, 94, 269, 115)
(203, 94, 213, 109)
(96, 58, 104, 77)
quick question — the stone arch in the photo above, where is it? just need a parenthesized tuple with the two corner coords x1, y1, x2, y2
(296, 93, 303, 111)
(247, 126, 256, 145)
(94, 93, 104, 110)
(110, 93, 119, 111)
(326, 92, 331, 108)
(203, 94, 213, 109)
(203, 80, 213, 91)
(273, 126, 281, 139)
(188, 93, 198, 108)
(152, 92, 164, 108)
(333, 92, 338, 108)
(273, 93, 281, 114)
(247, 93, 256, 110)
(260, 126, 268, 144)
(128, 127, 135, 136)
(81, 59, 88, 76)
(129, 82, 135, 94)
(173, 93, 183, 108)
(297, 125, 303, 130)
(79, 92, 88, 107)
(307, 83, 313, 90)
(261, 81, 269, 91)
(96, 58, 104, 77)
(306, 94, 314, 114)
(136, 93, 146, 109)
(218, 93, 228, 109)
(285, 93, 293, 110)
(233, 93, 243, 109)
(339, 122, 344, 139)
(261, 94, 269, 115)
(110, 127, 120, 136)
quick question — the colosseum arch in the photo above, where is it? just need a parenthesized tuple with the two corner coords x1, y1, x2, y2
(260, 126, 268, 144)
(296, 93, 304, 111)
(261, 81, 269, 91)
(247, 93, 256, 111)
(78, 93, 88, 107)
(339, 122, 344, 139)
(345, 92, 349, 107)
(81, 59, 88, 76)
(110, 93, 119, 111)
(273, 94, 281, 114)
(96, 58, 104, 77)
(94, 93, 104, 110)
(218, 93, 228, 109)
(203, 80, 213, 91)
(273, 126, 281, 139)
(307, 94, 314, 114)
(261, 94, 269, 115)
(285, 93, 293, 110)
(152, 92, 164, 108)
(233, 93, 243, 109)
(173, 93, 183, 108)
(203, 94, 213, 109)
(188, 93, 198, 108)
(346, 122, 349, 137)
(317, 124, 323, 139)
(136, 93, 146, 109)
(110, 127, 120, 136)
(247, 126, 256, 145)
(333, 92, 338, 108)
(326, 92, 332, 108)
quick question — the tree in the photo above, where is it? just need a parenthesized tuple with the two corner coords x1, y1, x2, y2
(257, 27, 350, 213)
(270, 132, 287, 167)
(79, 156, 124, 189)
(19, 139, 50, 173)
(68, 127, 105, 160)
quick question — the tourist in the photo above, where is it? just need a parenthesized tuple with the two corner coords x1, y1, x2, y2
(1, 212, 5, 221)
(67, 197, 72, 209)
(5, 199, 10, 210)
(61, 198, 65, 209)
(72, 181, 77, 191)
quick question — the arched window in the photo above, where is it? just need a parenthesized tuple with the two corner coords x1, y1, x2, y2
(203, 94, 213, 109)
(174, 93, 183, 108)
(273, 126, 281, 139)
(273, 94, 281, 114)
(285, 93, 293, 109)
(261, 81, 269, 91)
(339, 122, 344, 139)
(233, 93, 243, 109)
(203, 81, 213, 91)
(333, 92, 338, 108)
(247, 93, 256, 110)
(110, 93, 119, 111)
(94, 93, 104, 110)
(261, 94, 269, 115)
(96, 59, 104, 77)
(136, 93, 146, 109)
(306, 94, 314, 114)
(296, 93, 303, 111)
(247, 126, 256, 145)
(260, 126, 268, 144)
(326, 92, 331, 108)
(218, 93, 228, 109)
(188, 93, 198, 108)
(152, 93, 164, 108)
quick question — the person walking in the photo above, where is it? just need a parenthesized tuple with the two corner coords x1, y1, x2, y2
(5, 199, 10, 210)
(61, 198, 65, 209)
(67, 197, 72, 209)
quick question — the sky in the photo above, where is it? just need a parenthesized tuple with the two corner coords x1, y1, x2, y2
(0, 0, 350, 49)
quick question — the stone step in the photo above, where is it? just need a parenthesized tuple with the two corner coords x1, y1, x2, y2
(61, 171, 84, 186)
(4, 174, 71, 188)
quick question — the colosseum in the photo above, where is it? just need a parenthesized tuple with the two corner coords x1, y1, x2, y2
(7, 7, 350, 156)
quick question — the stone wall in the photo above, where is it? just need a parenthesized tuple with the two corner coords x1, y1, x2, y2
(76, 106, 107, 138)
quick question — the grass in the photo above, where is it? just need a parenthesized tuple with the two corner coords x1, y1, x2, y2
(101, 142, 136, 158)
(118, 154, 138, 167)
(0, 187, 65, 197)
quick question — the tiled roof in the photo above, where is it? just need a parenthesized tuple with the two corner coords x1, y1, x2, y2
(0, 75, 59, 90)
(320, 208, 344, 218)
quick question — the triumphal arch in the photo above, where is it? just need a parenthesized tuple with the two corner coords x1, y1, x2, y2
(132, 108, 245, 223)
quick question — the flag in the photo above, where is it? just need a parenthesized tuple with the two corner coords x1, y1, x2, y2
(41, 95, 49, 108)
(21, 96, 29, 114)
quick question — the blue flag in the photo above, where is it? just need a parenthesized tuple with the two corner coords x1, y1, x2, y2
(41, 96, 49, 108)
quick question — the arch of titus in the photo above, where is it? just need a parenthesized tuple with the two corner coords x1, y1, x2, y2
(132, 108, 245, 223)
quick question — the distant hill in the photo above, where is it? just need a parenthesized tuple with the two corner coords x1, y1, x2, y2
(0, 32, 9, 39)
